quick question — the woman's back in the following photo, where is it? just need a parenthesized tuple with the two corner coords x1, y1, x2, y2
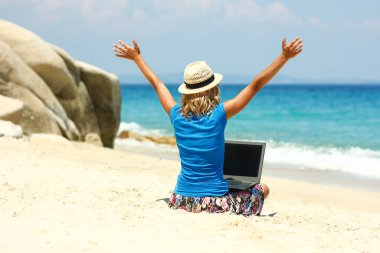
(170, 103, 229, 197)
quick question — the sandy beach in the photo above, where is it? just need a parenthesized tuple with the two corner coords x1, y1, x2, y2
(1, 136, 379, 253)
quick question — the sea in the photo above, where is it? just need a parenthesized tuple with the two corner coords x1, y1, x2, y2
(117, 84, 380, 180)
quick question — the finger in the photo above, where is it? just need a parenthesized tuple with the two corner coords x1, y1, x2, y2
(118, 40, 131, 49)
(290, 39, 302, 51)
(115, 54, 126, 58)
(113, 44, 122, 51)
(294, 49, 303, 56)
(288, 36, 300, 49)
(282, 36, 286, 49)
(113, 44, 127, 53)
(133, 40, 141, 54)
(133, 40, 138, 49)
(113, 48, 125, 55)
(294, 43, 303, 52)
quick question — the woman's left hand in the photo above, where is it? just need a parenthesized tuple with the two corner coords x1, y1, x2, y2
(113, 40, 141, 61)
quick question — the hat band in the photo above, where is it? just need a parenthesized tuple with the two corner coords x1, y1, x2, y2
(184, 74, 215, 89)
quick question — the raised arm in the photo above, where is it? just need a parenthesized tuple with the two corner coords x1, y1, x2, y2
(224, 36, 303, 120)
(113, 40, 176, 116)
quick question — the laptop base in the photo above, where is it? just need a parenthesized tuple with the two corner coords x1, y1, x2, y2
(226, 178, 257, 190)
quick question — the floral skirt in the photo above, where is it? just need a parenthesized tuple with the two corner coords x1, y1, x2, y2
(168, 184, 264, 216)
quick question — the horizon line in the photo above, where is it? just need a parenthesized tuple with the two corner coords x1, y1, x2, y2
(119, 82, 380, 86)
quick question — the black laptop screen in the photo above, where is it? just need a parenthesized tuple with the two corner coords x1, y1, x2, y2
(223, 142, 264, 177)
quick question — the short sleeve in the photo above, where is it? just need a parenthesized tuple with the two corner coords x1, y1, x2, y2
(212, 103, 227, 127)
(170, 104, 180, 124)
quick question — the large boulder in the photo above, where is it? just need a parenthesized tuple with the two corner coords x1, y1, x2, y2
(0, 41, 79, 139)
(0, 120, 23, 138)
(59, 81, 102, 143)
(0, 20, 78, 99)
(0, 20, 121, 147)
(0, 95, 24, 123)
(77, 61, 121, 148)
(49, 43, 81, 86)
(50, 44, 102, 142)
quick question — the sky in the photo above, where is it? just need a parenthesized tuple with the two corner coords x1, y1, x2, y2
(1, 0, 380, 83)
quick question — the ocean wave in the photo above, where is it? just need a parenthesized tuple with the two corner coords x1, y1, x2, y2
(263, 141, 380, 179)
(114, 138, 177, 152)
(116, 122, 380, 179)
(117, 121, 167, 136)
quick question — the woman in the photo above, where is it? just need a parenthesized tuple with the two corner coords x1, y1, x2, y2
(113, 36, 303, 216)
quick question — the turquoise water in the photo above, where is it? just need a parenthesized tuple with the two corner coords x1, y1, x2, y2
(119, 84, 380, 178)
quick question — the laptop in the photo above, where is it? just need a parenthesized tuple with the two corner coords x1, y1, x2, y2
(223, 140, 266, 190)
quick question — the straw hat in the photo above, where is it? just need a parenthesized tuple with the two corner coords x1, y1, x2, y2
(178, 61, 223, 94)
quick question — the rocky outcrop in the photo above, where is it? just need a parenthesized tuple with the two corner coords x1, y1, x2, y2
(0, 95, 24, 123)
(0, 120, 23, 138)
(0, 20, 120, 147)
(0, 41, 78, 138)
(77, 61, 121, 148)
(118, 131, 176, 146)
(0, 21, 77, 99)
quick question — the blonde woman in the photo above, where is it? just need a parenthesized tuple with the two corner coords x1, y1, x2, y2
(113, 36, 303, 216)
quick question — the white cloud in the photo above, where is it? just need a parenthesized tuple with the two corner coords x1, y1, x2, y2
(1, 0, 305, 34)
(81, 0, 130, 23)
(224, 0, 301, 26)
(169, 0, 217, 19)
(362, 18, 380, 31)
(344, 18, 380, 32)
(308, 16, 322, 28)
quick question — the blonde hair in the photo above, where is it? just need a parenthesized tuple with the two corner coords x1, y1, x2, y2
(180, 86, 221, 119)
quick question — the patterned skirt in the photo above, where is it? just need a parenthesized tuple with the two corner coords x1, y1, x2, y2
(168, 184, 264, 216)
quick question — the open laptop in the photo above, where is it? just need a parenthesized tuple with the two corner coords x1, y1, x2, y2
(223, 140, 266, 190)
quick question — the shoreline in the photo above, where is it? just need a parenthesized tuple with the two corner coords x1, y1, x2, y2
(114, 140, 380, 193)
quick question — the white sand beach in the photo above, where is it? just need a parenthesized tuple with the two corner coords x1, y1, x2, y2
(1, 136, 379, 253)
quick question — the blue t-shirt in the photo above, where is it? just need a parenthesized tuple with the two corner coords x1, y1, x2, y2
(170, 103, 229, 197)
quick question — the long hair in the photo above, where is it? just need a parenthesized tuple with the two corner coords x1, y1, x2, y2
(180, 86, 221, 119)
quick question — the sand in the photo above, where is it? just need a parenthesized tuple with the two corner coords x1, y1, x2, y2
(1, 135, 379, 253)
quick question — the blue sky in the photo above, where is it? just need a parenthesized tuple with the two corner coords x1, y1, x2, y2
(1, 0, 380, 83)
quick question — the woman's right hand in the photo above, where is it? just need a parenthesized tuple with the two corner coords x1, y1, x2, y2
(113, 40, 141, 61)
(282, 36, 303, 60)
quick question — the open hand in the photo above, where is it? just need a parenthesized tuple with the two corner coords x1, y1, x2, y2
(282, 36, 303, 60)
(113, 40, 141, 61)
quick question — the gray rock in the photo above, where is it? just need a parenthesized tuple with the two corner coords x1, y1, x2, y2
(0, 20, 78, 99)
(59, 81, 101, 141)
(85, 133, 103, 147)
(0, 20, 121, 147)
(0, 41, 80, 139)
(77, 61, 121, 148)
(0, 95, 24, 123)
(0, 120, 23, 138)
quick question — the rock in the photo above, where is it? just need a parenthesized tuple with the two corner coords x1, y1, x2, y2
(77, 61, 121, 148)
(84, 133, 103, 147)
(150, 136, 177, 146)
(0, 41, 80, 139)
(118, 130, 176, 146)
(0, 20, 78, 99)
(118, 130, 133, 139)
(0, 120, 23, 138)
(50, 44, 101, 140)
(0, 20, 121, 147)
(59, 81, 101, 141)
(49, 43, 81, 85)
(0, 95, 24, 123)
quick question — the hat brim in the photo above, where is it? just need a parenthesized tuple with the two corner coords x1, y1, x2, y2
(178, 73, 223, 94)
